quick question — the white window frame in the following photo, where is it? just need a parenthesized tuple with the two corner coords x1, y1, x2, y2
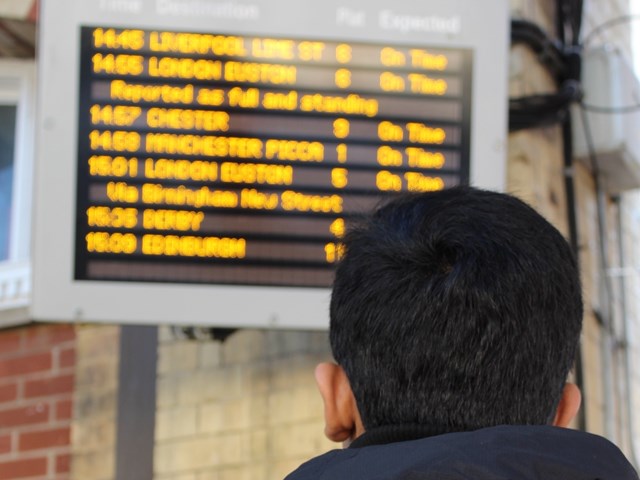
(0, 59, 35, 326)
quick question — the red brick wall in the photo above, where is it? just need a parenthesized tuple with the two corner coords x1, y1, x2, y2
(0, 324, 75, 479)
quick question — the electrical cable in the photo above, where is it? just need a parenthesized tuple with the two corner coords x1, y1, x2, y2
(577, 109, 606, 276)
(579, 9, 640, 464)
(509, 2, 588, 432)
(614, 196, 640, 469)
(509, 80, 581, 131)
(557, 0, 567, 45)
(558, 0, 582, 46)
(557, 0, 586, 433)
(510, 1, 640, 448)
(508, 16, 582, 132)
(561, 112, 586, 433)
(581, 103, 640, 114)
(582, 14, 640, 47)
(578, 101, 620, 442)
(571, 0, 584, 45)
(579, 100, 640, 466)
(511, 19, 566, 78)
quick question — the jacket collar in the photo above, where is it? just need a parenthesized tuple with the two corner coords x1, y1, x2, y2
(349, 424, 471, 448)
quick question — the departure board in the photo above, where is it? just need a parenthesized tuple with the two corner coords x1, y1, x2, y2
(34, 0, 508, 327)
(75, 27, 471, 287)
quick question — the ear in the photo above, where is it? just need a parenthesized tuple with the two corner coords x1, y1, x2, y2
(552, 383, 582, 428)
(314, 362, 364, 444)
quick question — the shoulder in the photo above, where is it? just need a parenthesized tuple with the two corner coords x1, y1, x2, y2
(282, 426, 639, 480)
(284, 449, 345, 480)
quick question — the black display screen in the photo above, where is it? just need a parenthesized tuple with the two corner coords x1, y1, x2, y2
(74, 26, 472, 287)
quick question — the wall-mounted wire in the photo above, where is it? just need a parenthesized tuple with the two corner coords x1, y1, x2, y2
(511, 19, 567, 78)
(575, 9, 640, 463)
(509, 17, 582, 132)
(509, 80, 581, 131)
(508, 0, 586, 432)
(582, 14, 640, 47)
(582, 102, 640, 114)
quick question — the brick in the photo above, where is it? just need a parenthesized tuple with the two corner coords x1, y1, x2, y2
(0, 332, 21, 358)
(215, 433, 248, 467)
(19, 426, 70, 451)
(271, 423, 332, 458)
(158, 325, 176, 343)
(199, 402, 222, 434)
(25, 374, 74, 398)
(56, 399, 73, 421)
(194, 472, 220, 480)
(201, 367, 246, 401)
(200, 398, 251, 434)
(0, 433, 10, 454)
(248, 394, 268, 428)
(159, 474, 197, 480)
(70, 451, 115, 479)
(271, 330, 328, 357)
(156, 376, 179, 408)
(76, 325, 119, 360)
(0, 457, 47, 479)
(71, 419, 116, 453)
(250, 430, 268, 459)
(0, 403, 49, 428)
(56, 453, 71, 473)
(158, 342, 198, 374)
(218, 466, 261, 480)
(268, 387, 322, 426)
(199, 342, 221, 368)
(0, 353, 52, 378)
(160, 368, 244, 406)
(248, 363, 271, 394)
(309, 332, 331, 354)
(74, 390, 116, 420)
(59, 348, 76, 368)
(24, 324, 75, 349)
(270, 355, 319, 390)
(222, 330, 266, 364)
(75, 363, 117, 391)
(0, 383, 17, 404)
(154, 433, 247, 473)
(155, 407, 197, 441)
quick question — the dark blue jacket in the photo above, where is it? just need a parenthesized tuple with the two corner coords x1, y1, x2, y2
(285, 425, 639, 479)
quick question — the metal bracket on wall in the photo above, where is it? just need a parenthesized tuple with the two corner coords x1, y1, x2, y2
(170, 325, 239, 343)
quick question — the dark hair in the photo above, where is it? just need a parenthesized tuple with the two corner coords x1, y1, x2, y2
(330, 186, 583, 430)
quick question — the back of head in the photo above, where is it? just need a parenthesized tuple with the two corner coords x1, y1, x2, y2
(330, 186, 583, 431)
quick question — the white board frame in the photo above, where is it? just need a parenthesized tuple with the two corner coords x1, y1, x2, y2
(32, 0, 509, 329)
